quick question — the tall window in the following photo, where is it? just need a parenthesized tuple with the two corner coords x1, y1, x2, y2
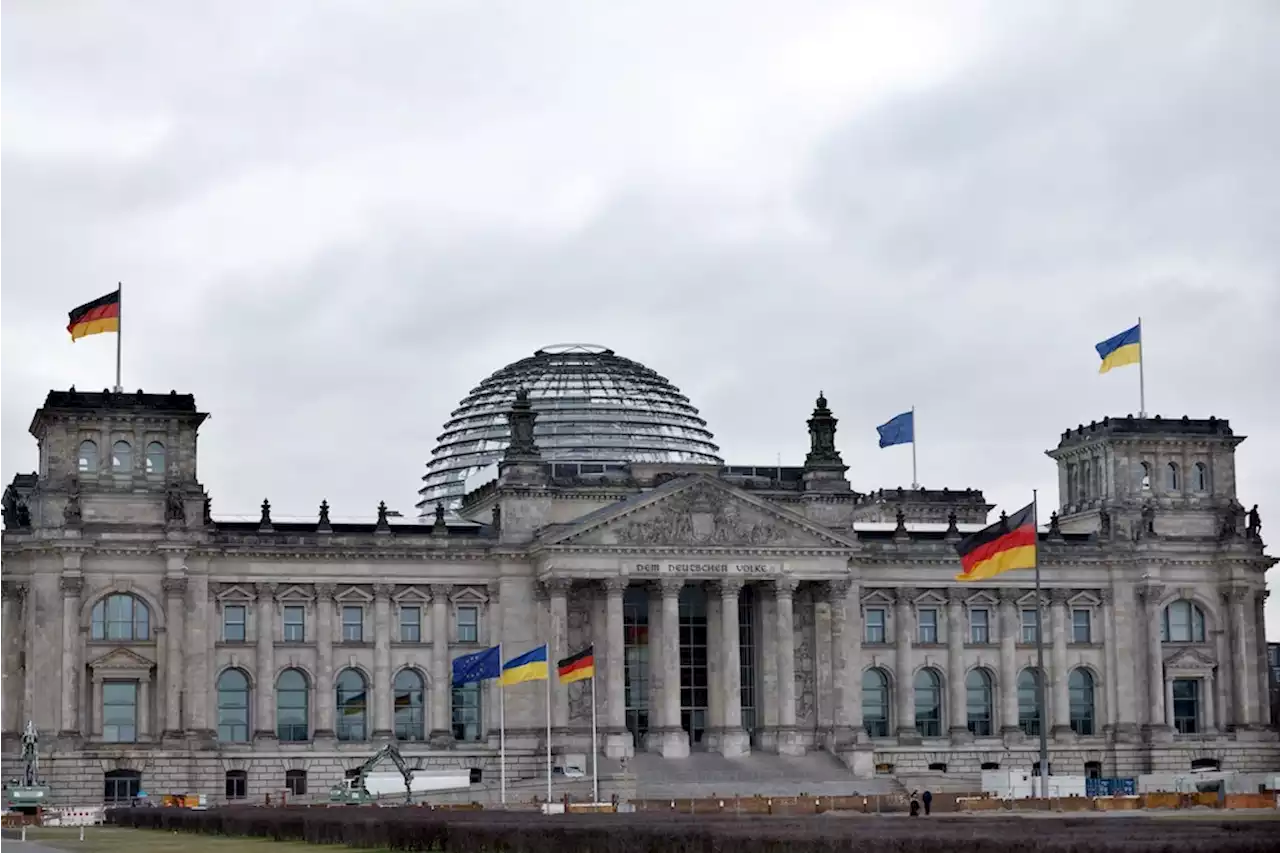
(1167, 462, 1180, 491)
(864, 608, 886, 644)
(282, 605, 305, 642)
(1068, 668, 1095, 735)
(969, 608, 989, 644)
(739, 586, 757, 734)
(451, 683, 482, 742)
(1162, 600, 1206, 643)
(1017, 668, 1043, 736)
(1172, 679, 1200, 734)
(111, 440, 132, 473)
(399, 606, 421, 643)
(917, 608, 938, 644)
(1193, 462, 1208, 492)
(678, 585, 709, 744)
(862, 668, 890, 737)
(914, 668, 942, 737)
(285, 770, 308, 796)
(1020, 608, 1040, 644)
(144, 441, 166, 475)
(223, 605, 247, 642)
(91, 594, 150, 641)
(78, 440, 98, 474)
(216, 669, 250, 742)
(102, 682, 138, 743)
(103, 770, 141, 805)
(341, 606, 363, 642)
(456, 605, 479, 643)
(1071, 609, 1092, 644)
(335, 669, 368, 741)
(276, 668, 309, 742)
(1140, 461, 1152, 490)
(966, 669, 994, 737)
(623, 587, 650, 743)
(225, 770, 247, 800)
(393, 670, 425, 741)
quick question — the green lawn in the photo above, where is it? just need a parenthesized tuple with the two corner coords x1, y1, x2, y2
(6, 826, 395, 852)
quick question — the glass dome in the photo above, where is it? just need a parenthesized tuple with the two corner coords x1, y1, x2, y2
(417, 344, 722, 513)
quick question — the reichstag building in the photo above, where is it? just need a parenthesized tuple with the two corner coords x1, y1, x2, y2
(2, 343, 1275, 804)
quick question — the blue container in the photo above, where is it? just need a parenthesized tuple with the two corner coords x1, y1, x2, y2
(1116, 778, 1137, 796)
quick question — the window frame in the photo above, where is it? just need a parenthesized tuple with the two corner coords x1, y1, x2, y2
(1071, 608, 1092, 644)
(393, 669, 426, 741)
(864, 607, 887, 644)
(1171, 677, 1200, 734)
(916, 607, 938, 645)
(102, 680, 138, 744)
(1162, 600, 1206, 644)
(282, 605, 306, 642)
(222, 604, 247, 643)
(398, 605, 422, 643)
(341, 605, 364, 643)
(78, 439, 99, 474)
(216, 669, 251, 743)
(225, 770, 247, 800)
(285, 769, 308, 797)
(913, 668, 943, 738)
(144, 441, 166, 476)
(91, 594, 151, 642)
(1020, 607, 1041, 644)
(111, 439, 133, 473)
(1068, 668, 1095, 736)
(335, 668, 368, 742)
(451, 681, 483, 742)
(965, 668, 994, 737)
(968, 607, 989, 644)
(276, 668, 309, 743)
(861, 667, 890, 738)
(455, 605, 479, 644)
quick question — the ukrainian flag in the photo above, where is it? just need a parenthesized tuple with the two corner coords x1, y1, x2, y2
(1095, 323, 1141, 374)
(500, 645, 549, 686)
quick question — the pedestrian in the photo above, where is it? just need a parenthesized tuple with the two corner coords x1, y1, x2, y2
(922, 789, 933, 816)
(909, 790, 920, 817)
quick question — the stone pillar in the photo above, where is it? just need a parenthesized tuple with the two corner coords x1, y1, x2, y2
(827, 578, 862, 750)
(486, 581, 503, 744)
(1099, 589, 1117, 735)
(372, 583, 393, 740)
(314, 583, 336, 739)
(90, 674, 103, 737)
(1254, 590, 1270, 727)
(163, 577, 187, 737)
(774, 578, 802, 754)
(601, 578, 633, 758)
(716, 579, 748, 757)
(428, 584, 453, 745)
(1164, 677, 1175, 727)
(59, 574, 83, 737)
(185, 573, 212, 738)
(547, 579, 570, 735)
(252, 583, 277, 741)
(644, 584, 665, 752)
(1138, 583, 1168, 738)
(138, 676, 151, 740)
(1110, 583, 1140, 740)
(1203, 673, 1216, 732)
(0, 581, 28, 736)
(998, 590, 1019, 737)
(946, 589, 968, 742)
(845, 578, 864, 739)
(1050, 590, 1071, 739)
(656, 578, 688, 758)
(894, 588, 917, 741)
(1226, 586, 1254, 728)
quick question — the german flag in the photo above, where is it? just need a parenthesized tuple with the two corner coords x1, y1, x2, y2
(556, 646, 595, 684)
(955, 501, 1037, 582)
(68, 289, 121, 341)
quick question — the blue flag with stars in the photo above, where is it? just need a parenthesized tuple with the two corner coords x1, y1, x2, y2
(877, 411, 914, 448)
(452, 646, 501, 686)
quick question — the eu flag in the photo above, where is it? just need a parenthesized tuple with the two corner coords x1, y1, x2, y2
(452, 646, 501, 686)
(877, 411, 914, 448)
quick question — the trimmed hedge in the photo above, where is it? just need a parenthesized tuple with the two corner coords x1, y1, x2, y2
(107, 806, 1279, 852)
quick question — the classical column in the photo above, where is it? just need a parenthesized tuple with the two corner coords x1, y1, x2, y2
(946, 589, 968, 742)
(1164, 676, 1175, 727)
(1226, 586, 1254, 728)
(998, 589, 1019, 737)
(0, 581, 28, 736)
(1203, 673, 1216, 732)
(372, 583, 393, 740)
(547, 579, 570, 734)
(657, 578, 688, 758)
(185, 573, 212, 737)
(314, 583, 336, 739)
(645, 584, 665, 751)
(1099, 588, 1117, 734)
(486, 581, 503, 743)
(163, 577, 188, 738)
(827, 579, 862, 749)
(1254, 590, 1270, 727)
(59, 574, 83, 737)
(1138, 583, 1167, 736)
(138, 676, 151, 740)
(774, 578, 801, 754)
(91, 675, 104, 737)
(251, 583, 277, 740)
(601, 578, 633, 757)
(716, 579, 748, 757)
(894, 588, 917, 740)
(845, 578, 864, 739)
(428, 584, 453, 745)
(1050, 590, 1071, 738)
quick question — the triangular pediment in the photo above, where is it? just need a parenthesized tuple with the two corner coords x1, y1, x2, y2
(542, 476, 857, 549)
(88, 647, 155, 672)
(1164, 646, 1216, 672)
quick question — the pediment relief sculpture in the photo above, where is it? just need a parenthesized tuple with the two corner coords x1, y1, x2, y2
(609, 482, 819, 548)
(1163, 646, 1216, 673)
(88, 646, 155, 673)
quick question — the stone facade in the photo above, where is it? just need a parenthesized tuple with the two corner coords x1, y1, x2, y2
(2, 391, 1277, 805)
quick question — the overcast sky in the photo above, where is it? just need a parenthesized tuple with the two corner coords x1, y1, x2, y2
(3, 1, 1277, 634)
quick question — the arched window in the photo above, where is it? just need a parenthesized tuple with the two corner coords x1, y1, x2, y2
(276, 669, 309, 742)
(335, 669, 368, 742)
(1161, 600, 1206, 643)
(861, 668, 890, 738)
(966, 668, 994, 737)
(1017, 668, 1043, 736)
(111, 440, 132, 473)
(91, 594, 150, 641)
(78, 440, 99, 474)
(451, 682, 483, 742)
(1194, 462, 1208, 492)
(913, 668, 942, 737)
(145, 442, 166, 475)
(1140, 461, 1151, 491)
(393, 669, 425, 741)
(216, 669, 250, 743)
(1068, 668, 1095, 736)
(1167, 462, 1180, 491)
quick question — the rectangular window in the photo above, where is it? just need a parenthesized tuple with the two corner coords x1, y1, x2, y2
(1071, 609, 1092, 644)
(1172, 678, 1200, 734)
(282, 605, 305, 642)
(864, 608, 886, 644)
(102, 682, 138, 743)
(399, 606, 421, 643)
(451, 683, 482, 741)
(917, 608, 938, 644)
(222, 605, 246, 642)
(285, 770, 308, 797)
(969, 608, 989, 644)
(225, 771, 247, 800)
(1020, 608, 1041, 644)
(341, 605, 363, 642)
(623, 588, 650, 743)
(456, 605, 479, 643)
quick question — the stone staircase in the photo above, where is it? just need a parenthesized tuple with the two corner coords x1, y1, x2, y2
(627, 751, 902, 798)
(894, 771, 983, 795)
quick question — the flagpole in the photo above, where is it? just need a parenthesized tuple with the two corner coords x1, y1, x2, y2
(545, 657, 552, 806)
(910, 405, 918, 489)
(590, 672, 599, 804)
(498, 643, 507, 806)
(1032, 489, 1049, 799)
(1137, 316, 1146, 419)
(114, 283, 123, 393)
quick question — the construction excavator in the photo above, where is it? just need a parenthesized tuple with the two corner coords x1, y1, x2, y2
(3, 722, 51, 814)
(327, 743, 479, 806)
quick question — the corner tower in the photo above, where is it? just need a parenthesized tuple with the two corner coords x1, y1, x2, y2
(1045, 414, 1244, 538)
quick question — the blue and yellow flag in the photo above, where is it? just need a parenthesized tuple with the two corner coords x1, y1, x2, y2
(500, 644, 549, 686)
(1095, 324, 1141, 374)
